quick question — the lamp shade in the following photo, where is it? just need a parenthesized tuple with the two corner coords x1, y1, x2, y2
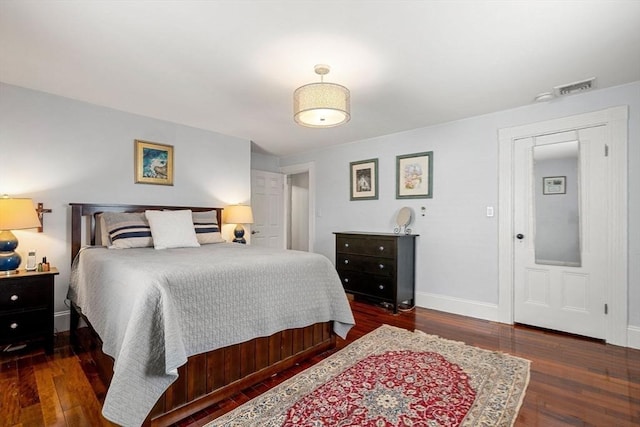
(225, 205, 254, 224)
(0, 197, 41, 231)
(0, 197, 40, 274)
(294, 82, 350, 127)
(294, 64, 350, 128)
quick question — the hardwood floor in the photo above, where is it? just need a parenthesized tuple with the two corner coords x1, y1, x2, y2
(1, 299, 639, 426)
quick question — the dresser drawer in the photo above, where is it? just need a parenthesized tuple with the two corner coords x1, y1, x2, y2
(0, 309, 49, 341)
(336, 235, 396, 258)
(0, 281, 49, 310)
(336, 254, 395, 277)
(337, 271, 394, 300)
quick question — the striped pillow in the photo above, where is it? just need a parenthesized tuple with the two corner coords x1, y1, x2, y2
(192, 210, 225, 244)
(94, 213, 111, 246)
(103, 212, 153, 249)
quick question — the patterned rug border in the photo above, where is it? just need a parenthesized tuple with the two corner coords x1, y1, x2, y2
(205, 324, 531, 426)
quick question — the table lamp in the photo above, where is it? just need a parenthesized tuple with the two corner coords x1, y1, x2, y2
(225, 205, 254, 244)
(0, 196, 41, 274)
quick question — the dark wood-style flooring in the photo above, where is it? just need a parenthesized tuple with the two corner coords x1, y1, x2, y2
(1, 299, 639, 426)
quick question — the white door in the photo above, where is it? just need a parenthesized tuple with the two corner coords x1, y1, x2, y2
(513, 126, 608, 338)
(251, 170, 285, 248)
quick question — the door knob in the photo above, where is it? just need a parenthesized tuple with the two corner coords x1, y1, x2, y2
(516, 233, 524, 240)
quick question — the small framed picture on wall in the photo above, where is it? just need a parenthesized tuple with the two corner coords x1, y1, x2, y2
(350, 158, 378, 200)
(396, 151, 433, 199)
(543, 176, 566, 195)
(134, 139, 174, 186)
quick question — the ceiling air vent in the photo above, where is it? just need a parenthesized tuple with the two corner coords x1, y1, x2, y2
(553, 77, 597, 96)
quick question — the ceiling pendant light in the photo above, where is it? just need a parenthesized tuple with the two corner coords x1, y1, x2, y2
(293, 64, 350, 128)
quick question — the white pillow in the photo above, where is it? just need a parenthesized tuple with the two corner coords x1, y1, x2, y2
(145, 210, 200, 250)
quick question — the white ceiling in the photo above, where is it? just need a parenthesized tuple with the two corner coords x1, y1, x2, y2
(2, 1, 639, 157)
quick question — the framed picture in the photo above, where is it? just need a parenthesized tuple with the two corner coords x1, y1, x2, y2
(396, 151, 433, 199)
(350, 158, 378, 200)
(134, 140, 174, 186)
(543, 176, 566, 195)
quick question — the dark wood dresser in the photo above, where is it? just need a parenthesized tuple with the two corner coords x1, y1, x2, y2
(334, 232, 417, 313)
(0, 268, 58, 353)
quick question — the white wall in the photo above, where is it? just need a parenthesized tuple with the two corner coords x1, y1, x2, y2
(251, 151, 280, 172)
(280, 81, 640, 333)
(0, 83, 252, 332)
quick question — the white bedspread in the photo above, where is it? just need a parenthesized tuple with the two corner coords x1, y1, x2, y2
(68, 244, 355, 426)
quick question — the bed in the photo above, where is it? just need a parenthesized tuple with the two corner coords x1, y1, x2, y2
(68, 203, 355, 427)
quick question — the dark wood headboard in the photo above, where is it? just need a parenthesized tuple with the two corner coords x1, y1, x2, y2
(69, 203, 224, 264)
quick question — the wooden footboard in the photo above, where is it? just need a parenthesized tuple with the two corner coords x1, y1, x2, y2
(148, 321, 335, 426)
(69, 203, 338, 426)
(71, 304, 335, 426)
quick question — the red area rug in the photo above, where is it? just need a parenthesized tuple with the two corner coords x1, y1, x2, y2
(206, 325, 530, 427)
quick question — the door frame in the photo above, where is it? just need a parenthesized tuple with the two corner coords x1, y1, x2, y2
(498, 106, 628, 346)
(280, 162, 316, 252)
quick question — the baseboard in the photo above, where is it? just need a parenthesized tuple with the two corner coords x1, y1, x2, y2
(54, 309, 70, 334)
(415, 292, 499, 322)
(416, 292, 640, 349)
(627, 325, 640, 350)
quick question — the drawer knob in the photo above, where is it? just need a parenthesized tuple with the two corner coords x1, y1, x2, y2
(379, 264, 385, 269)
(10, 322, 18, 329)
(344, 259, 349, 264)
(378, 284, 384, 290)
(10, 294, 19, 301)
(344, 243, 349, 248)
(379, 246, 385, 251)
(344, 278, 349, 283)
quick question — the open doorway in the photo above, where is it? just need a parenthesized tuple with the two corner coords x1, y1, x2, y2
(287, 172, 309, 251)
(281, 162, 316, 252)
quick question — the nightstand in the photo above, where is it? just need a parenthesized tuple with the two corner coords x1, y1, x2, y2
(0, 268, 58, 354)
